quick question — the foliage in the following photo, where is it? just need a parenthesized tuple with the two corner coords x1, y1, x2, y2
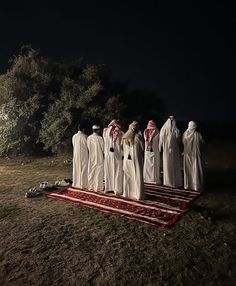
(0, 47, 50, 155)
(0, 47, 128, 155)
(0, 46, 164, 155)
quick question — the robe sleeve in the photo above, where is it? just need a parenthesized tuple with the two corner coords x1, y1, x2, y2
(101, 138, 104, 153)
(176, 129, 181, 141)
(83, 135, 88, 146)
(103, 128, 107, 139)
(140, 135, 144, 152)
(159, 129, 164, 152)
(182, 132, 186, 144)
(87, 137, 91, 152)
(199, 133, 203, 144)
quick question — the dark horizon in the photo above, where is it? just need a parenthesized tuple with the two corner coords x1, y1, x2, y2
(0, 1, 235, 120)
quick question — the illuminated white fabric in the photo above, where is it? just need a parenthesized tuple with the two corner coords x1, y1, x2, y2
(87, 133, 104, 192)
(143, 133, 161, 184)
(123, 134, 145, 200)
(183, 122, 203, 191)
(103, 127, 124, 195)
(72, 131, 88, 189)
(159, 118, 182, 188)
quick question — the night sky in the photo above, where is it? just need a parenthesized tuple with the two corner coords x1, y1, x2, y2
(0, 1, 235, 120)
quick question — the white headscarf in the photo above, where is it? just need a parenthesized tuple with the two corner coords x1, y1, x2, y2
(183, 121, 199, 154)
(187, 121, 197, 131)
(183, 121, 197, 138)
(122, 121, 139, 146)
(159, 117, 179, 149)
(92, 125, 100, 130)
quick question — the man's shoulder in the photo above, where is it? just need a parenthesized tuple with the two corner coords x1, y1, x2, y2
(87, 133, 101, 139)
(74, 132, 86, 137)
(72, 133, 79, 140)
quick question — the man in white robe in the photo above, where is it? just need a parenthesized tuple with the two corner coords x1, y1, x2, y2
(87, 125, 104, 192)
(122, 121, 145, 200)
(183, 121, 204, 191)
(159, 116, 182, 188)
(103, 120, 124, 195)
(143, 120, 161, 184)
(72, 124, 88, 189)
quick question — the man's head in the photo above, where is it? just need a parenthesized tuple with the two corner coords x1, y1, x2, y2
(146, 120, 157, 129)
(128, 121, 139, 132)
(78, 124, 86, 132)
(188, 121, 197, 131)
(92, 124, 101, 134)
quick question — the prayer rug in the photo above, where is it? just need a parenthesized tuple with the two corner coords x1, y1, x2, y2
(45, 184, 200, 228)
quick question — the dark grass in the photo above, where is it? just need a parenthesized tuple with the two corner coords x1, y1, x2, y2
(0, 205, 21, 219)
(0, 142, 235, 286)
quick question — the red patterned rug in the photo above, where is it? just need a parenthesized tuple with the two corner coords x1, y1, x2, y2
(45, 184, 201, 228)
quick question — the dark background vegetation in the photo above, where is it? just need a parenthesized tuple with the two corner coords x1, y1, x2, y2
(0, 47, 165, 155)
(0, 0, 235, 156)
(1, 47, 235, 157)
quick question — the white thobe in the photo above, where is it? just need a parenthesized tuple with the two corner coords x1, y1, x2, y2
(87, 133, 104, 192)
(143, 134, 161, 184)
(72, 131, 88, 189)
(159, 123, 182, 188)
(103, 128, 124, 195)
(123, 134, 145, 200)
(183, 131, 203, 191)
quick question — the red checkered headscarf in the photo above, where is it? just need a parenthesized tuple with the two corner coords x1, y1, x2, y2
(144, 120, 159, 145)
(107, 120, 122, 142)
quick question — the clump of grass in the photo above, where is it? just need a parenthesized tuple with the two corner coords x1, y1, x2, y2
(0, 205, 21, 219)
